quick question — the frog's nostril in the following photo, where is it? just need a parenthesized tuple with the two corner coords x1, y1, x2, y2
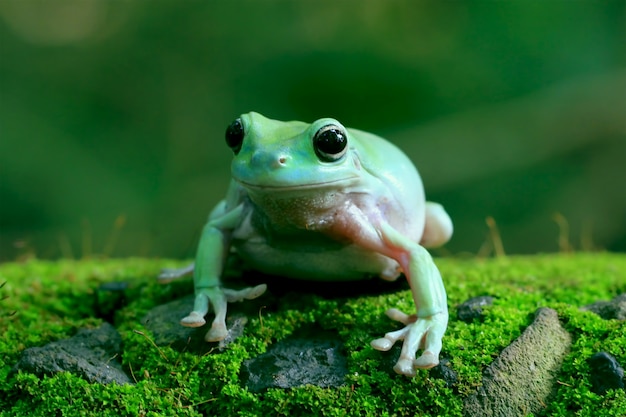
(268, 154, 288, 169)
(271, 155, 290, 169)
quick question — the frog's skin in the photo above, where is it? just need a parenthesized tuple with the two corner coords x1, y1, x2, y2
(159, 112, 453, 376)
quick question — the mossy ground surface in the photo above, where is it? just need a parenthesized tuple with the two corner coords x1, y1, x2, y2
(0, 254, 624, 416)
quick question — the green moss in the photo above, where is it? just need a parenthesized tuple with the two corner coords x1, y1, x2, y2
(1, 254, 625, 416)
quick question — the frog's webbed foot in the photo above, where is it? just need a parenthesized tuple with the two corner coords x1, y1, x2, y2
(157, 263, 195, 284)
(180, 284, 267, 342)
(371, 308, 448, 377)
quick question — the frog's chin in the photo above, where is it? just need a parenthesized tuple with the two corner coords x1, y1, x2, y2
(234, 177, 359, 194)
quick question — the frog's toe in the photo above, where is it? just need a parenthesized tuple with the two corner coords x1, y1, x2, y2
(157, 263, 194, 283)
(413, 319, 445, 369)
(371, 326, 409, 351)
(157, 270, 178, 284)
(205, 323, 228, 342)
(394, 357, 417, 377)
(370, 337, 394, 351)
(247, 283, 268, 299)
(223, 284, 267, 302)
(414, 351, 439, 369)
(380, 263, 402, 282)
(180, 311, 206, 327)
(385, 308, 416, 325)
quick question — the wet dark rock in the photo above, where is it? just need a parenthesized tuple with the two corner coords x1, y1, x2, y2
(429, 357, 458, 389)
(241, 327, 348, 392)
(588, 352, 625, 395)
(581, 293, 626, 320)
(141, 294, 247, 353)
(94, 281, 129, 323)
(463, 308, 571, 417)
(12, 323, 131, 385)
(457, 295, 494, 322)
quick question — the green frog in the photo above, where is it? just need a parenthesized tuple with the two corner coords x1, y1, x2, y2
(159, 112, 453, 376)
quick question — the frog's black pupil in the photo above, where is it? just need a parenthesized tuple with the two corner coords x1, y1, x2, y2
(314, 126, 347, 161)
(225, 118, 244, 153)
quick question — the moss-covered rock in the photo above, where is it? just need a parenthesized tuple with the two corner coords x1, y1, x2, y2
(1, 254, 625, 416)
(463, 307, 572, 416)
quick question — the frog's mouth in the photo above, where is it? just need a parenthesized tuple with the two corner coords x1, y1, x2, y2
(235, 177, 359, 192)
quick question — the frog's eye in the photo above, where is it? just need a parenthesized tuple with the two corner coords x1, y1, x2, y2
(225, 118, 244, 154)
(313, 124, 348, 162)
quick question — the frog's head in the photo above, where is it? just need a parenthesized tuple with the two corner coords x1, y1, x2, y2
(226, 112, 363, 196)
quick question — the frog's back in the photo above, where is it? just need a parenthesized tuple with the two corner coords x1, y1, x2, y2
(349, 128, 423, 203)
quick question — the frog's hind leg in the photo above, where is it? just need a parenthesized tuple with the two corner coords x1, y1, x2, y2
(379, 260, 402, 282)
(157, 263, 195, 283)
(420, 202, 453, 248)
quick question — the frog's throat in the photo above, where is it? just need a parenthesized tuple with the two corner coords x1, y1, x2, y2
(234, 176, 359, 192)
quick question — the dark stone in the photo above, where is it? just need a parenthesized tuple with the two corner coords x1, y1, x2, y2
(581, 293, 626, 320)
(141, 294, 247, 354)
(463, 308, 572, 417)
(588, 352, 625, 395)
(12, 323, 131, 385)
(94, 281, 129, 323)
(241, 327, 348, 392)
(457, 296, 494, 322)
(430, 357, 458, 389)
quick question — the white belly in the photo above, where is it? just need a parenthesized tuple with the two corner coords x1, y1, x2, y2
(234, 238, 400, 281)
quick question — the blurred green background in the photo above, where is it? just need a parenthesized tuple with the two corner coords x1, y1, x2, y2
(1, 1, 625, 261)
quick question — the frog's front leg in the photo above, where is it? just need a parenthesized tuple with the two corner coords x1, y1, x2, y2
(370, 222, 448, 376)
(337, 206, 448, 376)
(181, 203, 267, 342)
